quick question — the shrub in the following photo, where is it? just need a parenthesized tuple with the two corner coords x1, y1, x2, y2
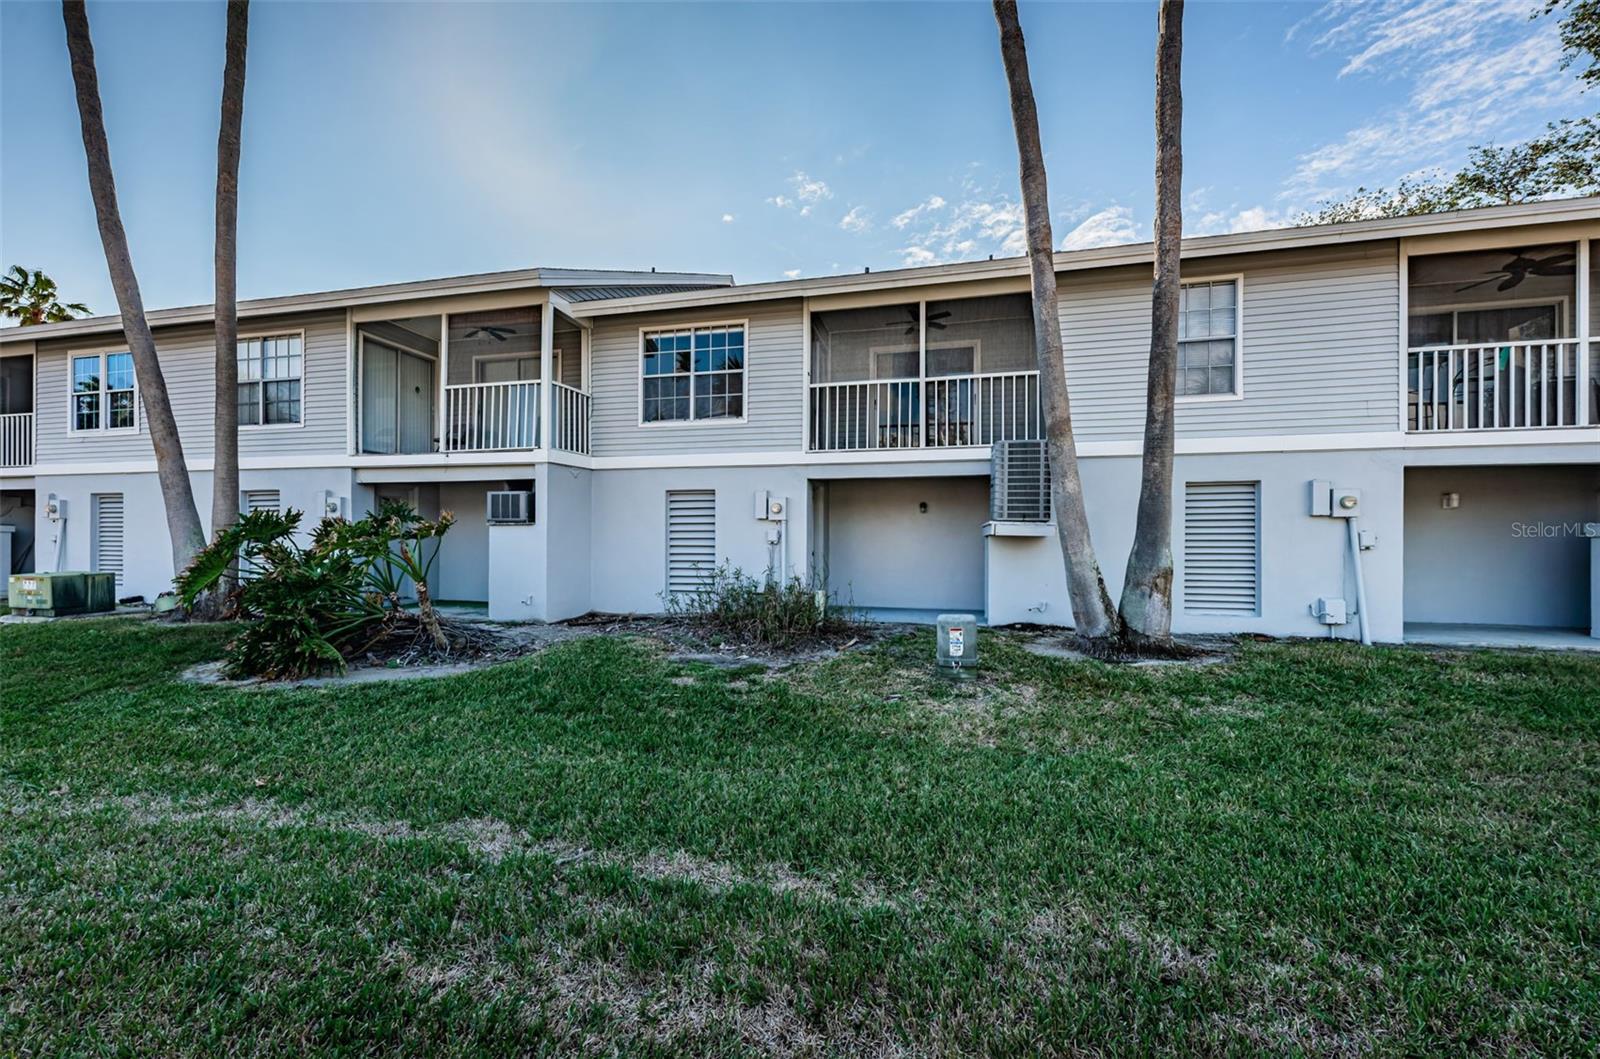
(175, 501, 455, 679)
(664, 564, 855, 648)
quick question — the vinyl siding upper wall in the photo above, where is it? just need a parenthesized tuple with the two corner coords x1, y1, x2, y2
(1063, 241, 1401, 440)
(34, 310, 347, 464)
(588, 300, 804, 456)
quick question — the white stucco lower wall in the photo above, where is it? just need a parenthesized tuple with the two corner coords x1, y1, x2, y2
(1403, 464, 1599, 628)
(818, 476, 989, 613)
(28, 467, 356, 601)
(588, 465, 812, 614)
(980, 449, 1409, 642)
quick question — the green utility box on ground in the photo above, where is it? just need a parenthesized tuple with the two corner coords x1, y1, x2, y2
(6, 572, 117, 617)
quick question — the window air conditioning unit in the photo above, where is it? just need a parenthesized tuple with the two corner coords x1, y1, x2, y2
(991, 439, 1051, 522)
(487, 490, 534, 525)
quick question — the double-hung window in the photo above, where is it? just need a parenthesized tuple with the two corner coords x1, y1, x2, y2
(238, 334, 303, 425)
(1177, 279, 1242, 398)
(71, 351, 136, 432)
(642, 324, 745, 423)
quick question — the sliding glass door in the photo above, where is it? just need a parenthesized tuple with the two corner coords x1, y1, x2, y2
(360, 336, 435, 454)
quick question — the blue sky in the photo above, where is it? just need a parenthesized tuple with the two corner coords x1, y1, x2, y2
(0, 0, 1584, 317)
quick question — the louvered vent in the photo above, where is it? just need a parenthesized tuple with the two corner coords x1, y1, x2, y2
(487, 490, 534, 524)
(990, 439, 1051, 522)
(1183, 482, 1259, 615)
(237, 492, 280, 581)
(666, 490, 717, 595)
(242, 489, 281, 514)
(91, 493, 124, 587)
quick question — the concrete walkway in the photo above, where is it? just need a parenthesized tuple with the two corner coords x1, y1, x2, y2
(1403, 623, 1600, 652)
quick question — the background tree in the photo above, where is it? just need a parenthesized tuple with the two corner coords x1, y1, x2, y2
(0, 266, 89, 326)
(1119, 0, 1184, 646)
(1549, 0, 1599, 87)
(994, 0, 1120, 640)
(63, 0, 206, 574)
(210, 1, 249, 584)
(1301, 1, 1597, 223)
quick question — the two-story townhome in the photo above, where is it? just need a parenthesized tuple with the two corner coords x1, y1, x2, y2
(2, 198, 1597, 643)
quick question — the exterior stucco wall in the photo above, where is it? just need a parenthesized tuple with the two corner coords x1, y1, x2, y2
(818, 476, 989, 612)
(587, 465, 812, 614)
(27, 466, 356, 601)
(979, 449, 1409, 642)
(1404, 464, 1600, 628)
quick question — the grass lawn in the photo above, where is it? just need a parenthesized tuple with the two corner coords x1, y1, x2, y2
(2, 620, 1597, 1056)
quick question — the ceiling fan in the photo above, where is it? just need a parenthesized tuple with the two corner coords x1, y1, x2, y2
(465, 324, 515, 342)
(903, 306, 952, 337)
(1454, 249, 1576, 293)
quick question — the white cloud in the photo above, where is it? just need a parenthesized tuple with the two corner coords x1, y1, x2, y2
(768, 171, 834, 218)
(783, 269, 802, 279)
(891, 195, 946, 229)
(893, 191, 1032, 267)
(838, 206, 871, 233)
(1059, 206, 1140, 251)
(791, 171, 832, 205)
(1284, 1, 1581, 204)
(1190, 204, 1287, 236)
(721, 213, 735, 223)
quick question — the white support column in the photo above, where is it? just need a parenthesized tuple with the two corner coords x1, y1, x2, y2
(1397, 245, 1410, 432)
(917, 299, 927, 447)
(1577, 238, 1591, 427)
(539, 300, 555, 450)
(800, 296, 812, 453)
(437, 312, 450, 451)
(345, 310, 357, 456)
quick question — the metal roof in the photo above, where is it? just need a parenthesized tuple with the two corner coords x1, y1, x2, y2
(559, 284, 724, 303)
(0, 267, 733, 345)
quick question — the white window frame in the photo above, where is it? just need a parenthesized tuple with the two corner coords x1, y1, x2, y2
(1175, 274, 1245, 404)
(637, 320, 750, 427)
(67, 347, 140, 435)
(471, 348, 562, 384)
(1406, 297, 1570, 345)
(865, 338, 983, 380)
(237, 329, 307, 430)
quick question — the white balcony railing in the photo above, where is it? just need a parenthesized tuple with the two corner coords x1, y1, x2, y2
(1408, 339, 1596, 432)
(443, 380, 540, 452)
(550, 382, 592, 455)
(0, 412, 33, 467)
(809, 370, 1042, 452)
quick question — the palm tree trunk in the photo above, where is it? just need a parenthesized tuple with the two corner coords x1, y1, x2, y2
(993, 0, 1120, 640)
(210, 1, 249, 587)
(1119, 0, 1185, 645)
(62, 1, 206, 575)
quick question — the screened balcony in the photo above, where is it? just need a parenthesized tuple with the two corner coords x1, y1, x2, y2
(1407, 240, 1597, 431)
(0, 352, 31, 468)
(355, 307, 589, 456)
(808, 294, 1042, 452)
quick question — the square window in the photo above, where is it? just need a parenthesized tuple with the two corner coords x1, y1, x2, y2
(642, 325, 746, 421)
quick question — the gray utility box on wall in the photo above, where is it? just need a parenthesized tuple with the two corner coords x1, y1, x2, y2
(936, 613, 978, 668)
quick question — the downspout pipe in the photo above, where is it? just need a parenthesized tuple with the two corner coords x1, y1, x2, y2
(1347, 516, 1371, 646)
